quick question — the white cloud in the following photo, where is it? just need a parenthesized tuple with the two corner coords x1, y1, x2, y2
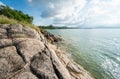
(28, 0, 32, 3)
(30, 0, 120, 27)
(82, 0, 120, 27)
(0, 1, 14, 9)
(0, 1, 6, 6)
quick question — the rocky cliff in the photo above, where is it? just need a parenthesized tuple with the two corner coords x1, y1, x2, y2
(0, 24, 94, 79)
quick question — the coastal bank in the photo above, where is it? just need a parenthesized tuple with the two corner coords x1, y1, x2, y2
(0, 24, 94, 79)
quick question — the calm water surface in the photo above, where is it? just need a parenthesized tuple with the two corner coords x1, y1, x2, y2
(48, 29, 120, 79)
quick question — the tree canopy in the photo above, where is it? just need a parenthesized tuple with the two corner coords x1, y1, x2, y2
(0, 5, 33, 23)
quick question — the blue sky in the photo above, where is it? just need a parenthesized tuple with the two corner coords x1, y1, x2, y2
(0, 0, 120, 27)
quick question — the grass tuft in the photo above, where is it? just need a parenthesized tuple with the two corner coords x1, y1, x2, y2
(0, 15, 40, 32)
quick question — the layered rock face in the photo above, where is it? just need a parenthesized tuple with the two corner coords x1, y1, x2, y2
(0, 24, 94, 79)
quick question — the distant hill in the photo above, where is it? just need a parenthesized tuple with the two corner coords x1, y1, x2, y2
(38, 25, 80, 29)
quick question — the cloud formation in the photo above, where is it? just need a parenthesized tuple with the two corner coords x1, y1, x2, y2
(28, 0, 32, 3)
(28, 0, 120, 27)
(0, 1, 6, 6)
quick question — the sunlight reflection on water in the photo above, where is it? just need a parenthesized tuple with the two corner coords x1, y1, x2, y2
(48, 29, 120, 79)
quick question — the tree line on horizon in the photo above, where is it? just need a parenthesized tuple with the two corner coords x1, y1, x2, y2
(39, 25, 68, 29)
(38, 25, 77, 29)
(0, 5, 33, 24)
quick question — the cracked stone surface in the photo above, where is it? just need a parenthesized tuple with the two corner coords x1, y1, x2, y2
(0, 24, 94, 79)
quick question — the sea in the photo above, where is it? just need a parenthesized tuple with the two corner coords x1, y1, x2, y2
(48, 29, 120, 79)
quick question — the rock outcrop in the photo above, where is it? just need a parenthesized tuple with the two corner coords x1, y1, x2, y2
(0, 24, 94, 79)
(40, 29, 63, 43)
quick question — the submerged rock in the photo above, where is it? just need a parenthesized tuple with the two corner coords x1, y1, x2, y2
(0, 24, 94, 79)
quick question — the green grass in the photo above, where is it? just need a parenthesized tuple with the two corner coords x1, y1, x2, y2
(0, 15, 40, 32)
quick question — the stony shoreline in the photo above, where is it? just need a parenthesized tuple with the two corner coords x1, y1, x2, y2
(0, 24, 94, 79)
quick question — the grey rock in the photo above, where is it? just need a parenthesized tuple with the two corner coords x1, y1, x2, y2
(49, 47, 71, 79)
(0, 24, 10, 29)
(41, 30, 63, 43)
(0, 39, 12, 48)
(16, 38, 45, 62)
(30, 51, 58, 79)
(11, 72, 38, 79)
(0, 28, 7, 33)
(0, 46, 25, 79)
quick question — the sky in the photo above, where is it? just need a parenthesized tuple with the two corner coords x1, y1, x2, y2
(0, 0, 120, 27)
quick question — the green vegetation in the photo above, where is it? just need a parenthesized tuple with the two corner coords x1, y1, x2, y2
(0, 5, 33, 23)
(39, 25, 78, 29)
(39, 25, 68, 29)
(0, 5, 39, 31)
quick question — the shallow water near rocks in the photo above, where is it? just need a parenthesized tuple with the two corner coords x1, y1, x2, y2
(48, 29, 120, 79)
